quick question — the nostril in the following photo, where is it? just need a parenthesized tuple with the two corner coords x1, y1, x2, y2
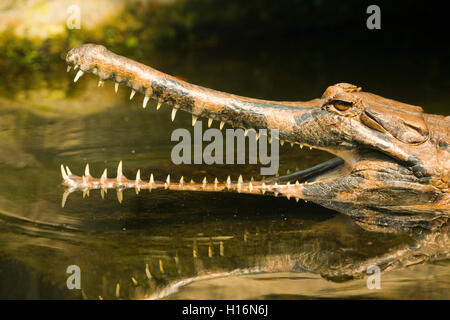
(65, 52, 75, 63)
(67, 54, 79, 65)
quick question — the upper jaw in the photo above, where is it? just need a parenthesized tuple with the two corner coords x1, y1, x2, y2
(65, 45, 360, 171)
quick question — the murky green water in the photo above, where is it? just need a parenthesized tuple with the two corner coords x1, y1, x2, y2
(0, 44, 449, 299)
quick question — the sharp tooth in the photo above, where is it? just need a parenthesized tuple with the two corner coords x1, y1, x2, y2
(150, 173, 154, 185)
(179, 176, 184, 186)
(117, 190, 123, 204)
(66, 66, 71, 72)
(274, 192, 279, 197)
(280, 140, 285, 146)
(208, 118, 213, 127)
(192, 115, 198, 126)
(115, 83, 119, 93)
(220, 121, 225, 130)
(290, 142, 294, 147)
(208, 245, 213, 258)
(85, 163, 90, 176)
(129, 89, 136, 100)
(117, 161, 123, 181)
(115, 283, 120, 298)
(202, 177, 207, 188)
(219, 241, 224, 256)
(61, 191, 69, 208)
(226, 176, 231, 188)
(309, 146, 312, 150)
(238, 174, 243, 184)
(295, 180, 300, 186)
(131, 277, 138, 286)
(286, 194, 291, 200)
(249, 182, 253, 192)
(143, 96, 149, 109)
(190, 179, 195, 184)
(171, 107, 178, 121)
(145, 264, 152, 279)
(101, 168, 107, 183)
(295, 197, 300, 202)
(65, 166, 72, 176)
(98, 80, 104, 87)
(262, 182, 266, 194)
(214, 177, 218, 189)
(60, 164, 68, 180)
(73, 70, 84, 82)
(300, 144, 304, 149)
(135, 169, 141, 183)
(74, 65, 79, 70)
(156, 99, 162, 110)
(100, 188, 105, 199)
(166, 174, 170, 187)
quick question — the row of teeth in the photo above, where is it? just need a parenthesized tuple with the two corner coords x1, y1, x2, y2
(60, 161, 308, 207)
(68, 65, 315, 149)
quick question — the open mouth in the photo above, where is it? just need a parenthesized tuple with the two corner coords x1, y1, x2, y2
(60, 125, 347, 208)
(61, 45, 354, 207)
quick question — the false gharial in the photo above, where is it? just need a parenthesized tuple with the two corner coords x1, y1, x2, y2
(62, 44, 449, 236)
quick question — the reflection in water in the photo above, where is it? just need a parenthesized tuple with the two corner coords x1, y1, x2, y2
(0, 46, 449, 299)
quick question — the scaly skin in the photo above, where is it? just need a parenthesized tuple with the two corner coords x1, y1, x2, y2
(63, 44, 449, 233)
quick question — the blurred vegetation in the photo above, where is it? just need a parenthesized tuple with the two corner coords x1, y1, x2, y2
(0, 0, 446, 79)
(0, 0, 436, 70)
(0, 0, 344, 69)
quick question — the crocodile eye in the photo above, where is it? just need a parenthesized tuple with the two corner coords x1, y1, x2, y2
(333, 100, 352, 111)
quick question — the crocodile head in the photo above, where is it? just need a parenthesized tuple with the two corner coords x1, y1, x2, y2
(63, 44, 449, 232)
